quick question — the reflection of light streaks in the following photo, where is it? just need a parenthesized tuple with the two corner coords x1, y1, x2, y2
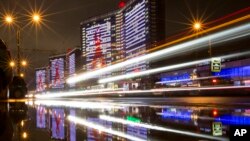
(99, 115, 228, 141)
(98, 51, 250, 83)
(67, 20, 250, 84)
(35, 88, 121, 98)
(34, 100, 123, 109)
(34, 85, 250, 99)
(68, 116, 146, 141)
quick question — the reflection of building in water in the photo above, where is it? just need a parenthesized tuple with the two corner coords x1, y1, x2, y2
(36, 106, 46, 128)
(87, 118, 113, 141)
(157, 106, 250, 137)
(69, 110, 76, 141)
(51, 108, 65, 140)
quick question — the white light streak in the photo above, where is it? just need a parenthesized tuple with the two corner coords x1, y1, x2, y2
(68, 116, 146, 141)
(99, 115, 228, 141)
(99, 51, 250, 83)
(34, 100, 123, 109)
(35, 88, 121, 98)
(67, 23, 250, 84)
(35, 85, 250, 99)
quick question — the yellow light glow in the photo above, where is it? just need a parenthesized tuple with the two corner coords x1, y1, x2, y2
(193, 22, 202, 30)
(20, 73, 24, 77)
(22, 132, 27, 139)
(32, 14, 40, 22)
(21, 60, 27, 66)
(5, 15, 13, 24)
(21, 120, 24, 127)
(10, 61, 15, 67)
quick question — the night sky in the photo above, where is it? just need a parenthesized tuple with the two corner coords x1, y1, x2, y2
(0, 0, 248, 89)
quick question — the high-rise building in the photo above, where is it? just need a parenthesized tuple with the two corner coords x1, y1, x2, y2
(66, 48, 82, 88)
(80, 0, 166, 87)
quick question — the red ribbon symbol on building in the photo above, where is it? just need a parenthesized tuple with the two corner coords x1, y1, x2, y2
(54, 112, 61, 136)
(92, 27, 105, 69)
(38, 73, 43, 91)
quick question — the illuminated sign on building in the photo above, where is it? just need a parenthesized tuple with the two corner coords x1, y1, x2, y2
(50, 56, 65, 89)
(81, 16, 115, 72)
(35, 69, 46, 92)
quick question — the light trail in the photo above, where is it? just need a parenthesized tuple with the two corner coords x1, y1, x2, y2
(98, 51, 250, 83)
(34, 100, 124, 109)
(99, 115, 228, 141)
(34, 85, 250, 99)
(148, 15, 250, 52)
(68, 116, 146, 141)
(116, 86, 250, 94)
(67, 20, 250, 84)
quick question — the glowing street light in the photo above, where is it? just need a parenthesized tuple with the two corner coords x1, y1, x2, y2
(5, 15, 13, 24)
(193, 22, 202, 30)
(32, 14, 40, 23)
(21, 60, 27, 66)
(9, 61, 15, 67)
(3, 12, 43, 76)
(20, 73, 24, 77)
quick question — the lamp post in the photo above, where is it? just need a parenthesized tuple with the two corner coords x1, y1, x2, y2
(193, 21, 212, 57)
(4, 14, 41, 76)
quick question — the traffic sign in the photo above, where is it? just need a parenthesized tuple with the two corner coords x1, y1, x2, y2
(211, 58, 221, 72)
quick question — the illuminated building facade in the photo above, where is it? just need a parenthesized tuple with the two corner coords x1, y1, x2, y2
(81, 14, 116, 73)
(66, 48, 82, 88)
(80, 0, 166, 87)
(49, 54, 66, 89)
(35, 67, 47, 92)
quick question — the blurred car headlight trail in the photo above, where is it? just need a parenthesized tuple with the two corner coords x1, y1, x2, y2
(99, 115, 228, 141)
(67, 23, 250, 84)
(34, 86, 250, 99)
(34, 100, 123, 109)
(99, 51, 250, 83)
(68, 116, 146, 141)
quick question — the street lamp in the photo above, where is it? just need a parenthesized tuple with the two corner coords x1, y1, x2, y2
(5, 15, 13, 24)
(9, 61, 15, 67)
(32, 14, 40, 23)
(193, 22, 202, 31)
(3, 13, 41, 76)
(21, 60, 27, 66)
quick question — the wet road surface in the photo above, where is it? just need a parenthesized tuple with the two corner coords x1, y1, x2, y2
(1, 97, 250, 141)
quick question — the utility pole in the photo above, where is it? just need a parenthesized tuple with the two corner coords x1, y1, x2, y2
(17, 29, 21, 76)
